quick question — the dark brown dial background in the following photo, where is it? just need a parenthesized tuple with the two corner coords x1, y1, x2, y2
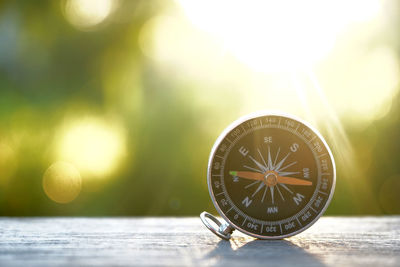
(208, 114, 335, 239)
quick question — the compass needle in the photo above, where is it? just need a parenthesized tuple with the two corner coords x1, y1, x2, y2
(277, 175, 312, 186)
(204, 113, 335, 240)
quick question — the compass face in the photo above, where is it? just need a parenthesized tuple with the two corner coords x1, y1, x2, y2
(208, 113, 335, 239)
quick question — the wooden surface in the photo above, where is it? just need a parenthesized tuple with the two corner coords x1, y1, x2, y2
(0, 217, 399, 266)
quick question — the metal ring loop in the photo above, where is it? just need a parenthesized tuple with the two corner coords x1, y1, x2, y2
(200, 211, 232, 240)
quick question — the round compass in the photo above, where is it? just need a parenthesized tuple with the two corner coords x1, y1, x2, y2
(200, 112, 335, 240)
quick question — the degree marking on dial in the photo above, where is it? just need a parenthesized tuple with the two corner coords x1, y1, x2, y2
(309, 135, 316, 142)
(295, 124, 300, 131)
(296, 217, 302, 226)
(226, 138, 232, 144)
(318, 190, 328, 196)
(216, 192, 225, 196)
(321, 173, 330, 175)
(318, 153, 327, 158)
(310, 206, 317, 213)
(226, 206, 233, 213)
(215, 155, 224, 159)
(279, 223, 283, 234)
(212, 174, 222, 177)
(242, 217, 247, 226)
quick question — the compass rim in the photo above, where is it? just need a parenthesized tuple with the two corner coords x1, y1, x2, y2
(206, 110, 336, 239)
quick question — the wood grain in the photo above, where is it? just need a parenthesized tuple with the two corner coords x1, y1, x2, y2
(0, 217, 399, 266)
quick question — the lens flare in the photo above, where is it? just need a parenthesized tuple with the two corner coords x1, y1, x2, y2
(43, 162, 82, 204)
(57, 117, 126, 177)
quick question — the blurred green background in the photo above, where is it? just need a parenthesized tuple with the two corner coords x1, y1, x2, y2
(1, 0, 400, 216)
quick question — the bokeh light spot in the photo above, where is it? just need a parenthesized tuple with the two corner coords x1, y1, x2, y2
(57, 117, 126, 177)
(43, 162, 82, 204)
(64, 0, 117, 30)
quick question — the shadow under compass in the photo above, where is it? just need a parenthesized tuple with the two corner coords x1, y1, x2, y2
(202, 237, 325, 267)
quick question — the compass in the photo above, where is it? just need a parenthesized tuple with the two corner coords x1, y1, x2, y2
(200, 112, 335, 240)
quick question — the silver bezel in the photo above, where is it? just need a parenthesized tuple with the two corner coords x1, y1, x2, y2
(207, 110, 336, 239)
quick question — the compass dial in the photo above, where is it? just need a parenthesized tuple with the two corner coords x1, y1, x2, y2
(208, 112, 335, 239)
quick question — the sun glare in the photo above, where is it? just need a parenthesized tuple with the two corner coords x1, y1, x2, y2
(57, 117, 126, 177)
(178, 0, 382, 72)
